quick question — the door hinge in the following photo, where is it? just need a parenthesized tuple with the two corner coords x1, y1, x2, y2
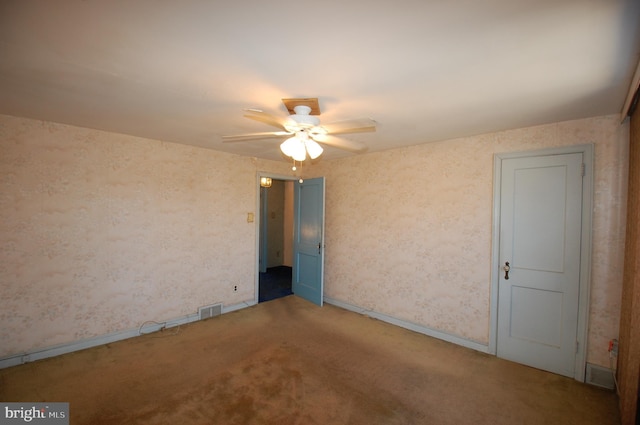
(576, 340, 579, 354)
(581, 163, 586, 177)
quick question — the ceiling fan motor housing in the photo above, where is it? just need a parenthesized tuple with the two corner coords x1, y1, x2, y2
(286, 105, 320, 130)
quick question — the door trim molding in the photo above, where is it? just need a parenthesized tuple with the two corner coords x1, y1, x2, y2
(254, 172, 299, 304)
(489, 144, 594, 382)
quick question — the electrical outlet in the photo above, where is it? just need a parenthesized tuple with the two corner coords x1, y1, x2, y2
(233, 285, 237, 292)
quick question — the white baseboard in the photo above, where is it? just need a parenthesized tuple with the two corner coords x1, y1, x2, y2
(3, 297, 487, 369)
(324, 296, 489, 354)
(0, 300, 257, 370)
(223, 300, 257, 314)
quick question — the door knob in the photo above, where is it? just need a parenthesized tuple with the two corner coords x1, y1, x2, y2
(503, 262, 510, 280)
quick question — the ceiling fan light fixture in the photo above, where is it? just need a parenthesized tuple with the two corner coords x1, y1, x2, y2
(281, 137, 307, 161)
(226, 98, 374, 162)
(304, 139, 324, 159)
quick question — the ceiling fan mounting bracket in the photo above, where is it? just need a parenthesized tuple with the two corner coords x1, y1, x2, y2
(282, 98, 320, 115)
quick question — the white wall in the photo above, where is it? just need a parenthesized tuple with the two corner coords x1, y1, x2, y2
(0, 113, 628, 369)
(0, 114, 292, 358)
(307, 115, 629, 368)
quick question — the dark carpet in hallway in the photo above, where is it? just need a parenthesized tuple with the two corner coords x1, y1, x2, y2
(259, 265, 292, 303)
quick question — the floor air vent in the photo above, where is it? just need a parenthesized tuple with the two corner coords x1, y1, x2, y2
(198, 303, 222, 320)
(585, 363, 615, 390)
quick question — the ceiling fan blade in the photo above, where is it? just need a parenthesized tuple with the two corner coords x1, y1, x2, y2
(243, 109, 289, 130)
(222, 131, 291, 142)
(321, 118, 377, 135)
(316, 135, 368, 153)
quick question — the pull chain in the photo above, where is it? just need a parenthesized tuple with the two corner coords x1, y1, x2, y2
(298, 160, 303, 183)
(291, 159, 303, 183)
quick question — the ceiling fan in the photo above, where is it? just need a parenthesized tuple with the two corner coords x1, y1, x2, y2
(222, 98, 376, 161)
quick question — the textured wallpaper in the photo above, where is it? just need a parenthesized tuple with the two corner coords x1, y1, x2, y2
(308, 115, 628, 368)
(0, 113, 628, 369)
(0, 115, 292, 358)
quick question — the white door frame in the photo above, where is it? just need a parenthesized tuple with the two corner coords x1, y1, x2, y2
(489, 144, 594, 382)
(254, 172, 299, 304)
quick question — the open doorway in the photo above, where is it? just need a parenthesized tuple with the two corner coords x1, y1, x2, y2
(259, 179, 295, 302)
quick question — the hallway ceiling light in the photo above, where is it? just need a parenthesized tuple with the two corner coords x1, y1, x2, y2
(260, 177, 272, 188)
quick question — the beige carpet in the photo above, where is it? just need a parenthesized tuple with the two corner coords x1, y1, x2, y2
(0, 296, 619, 424)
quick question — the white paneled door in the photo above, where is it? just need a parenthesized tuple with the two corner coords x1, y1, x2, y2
(497, 152, 585, 378)
(292, 177, 325, 306)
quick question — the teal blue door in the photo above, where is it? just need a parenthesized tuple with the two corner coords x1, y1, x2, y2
(292, 177, 325, 306)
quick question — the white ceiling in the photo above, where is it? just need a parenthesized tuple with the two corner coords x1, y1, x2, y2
(1, 1, 639, 162)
